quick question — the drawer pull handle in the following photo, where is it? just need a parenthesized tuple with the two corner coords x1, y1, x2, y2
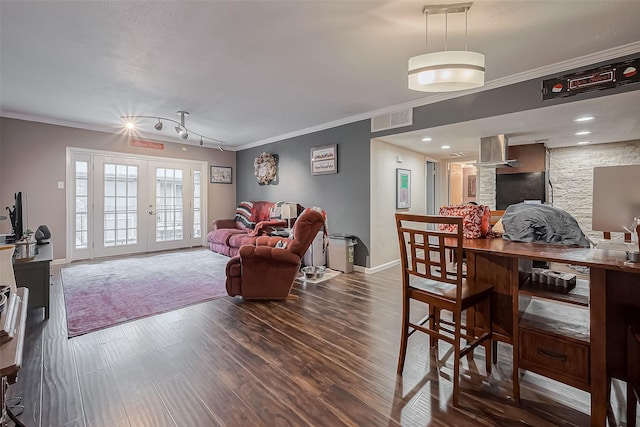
(537, 348, 567, 361)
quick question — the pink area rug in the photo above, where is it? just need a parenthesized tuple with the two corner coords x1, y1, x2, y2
(61, 248, 229, 338)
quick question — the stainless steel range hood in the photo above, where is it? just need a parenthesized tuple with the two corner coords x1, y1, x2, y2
(479, 134, 521, 167)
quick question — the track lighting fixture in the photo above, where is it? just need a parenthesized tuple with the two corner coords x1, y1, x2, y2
(121, 110, 228, 148)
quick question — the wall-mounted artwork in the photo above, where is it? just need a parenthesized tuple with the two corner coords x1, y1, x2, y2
(310, 144, 337, 175)
(210, 166, 232, 184)
(254, 152, 277, 185)
(396, 168, 411, 209)
(468, 174, 477, 197)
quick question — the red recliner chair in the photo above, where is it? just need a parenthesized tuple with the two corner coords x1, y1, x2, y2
(225, 209, 325, 299)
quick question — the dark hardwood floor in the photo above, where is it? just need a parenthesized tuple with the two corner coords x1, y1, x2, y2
(6, 253, 636, 426)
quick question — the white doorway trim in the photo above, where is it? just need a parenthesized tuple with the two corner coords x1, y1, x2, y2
(65, 147, 207, 261)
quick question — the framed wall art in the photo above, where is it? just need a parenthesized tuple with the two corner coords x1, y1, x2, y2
(396, 168, 411, 209)
(310, 144, 337, 175)
(468, 174, 477, 197)
(210, 166, 232, 184)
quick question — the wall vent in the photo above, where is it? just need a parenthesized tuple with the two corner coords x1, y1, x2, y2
(371, 109, 413, 132)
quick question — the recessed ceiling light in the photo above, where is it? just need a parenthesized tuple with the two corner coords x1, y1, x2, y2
(441, 145, 451, 149)
(577, 141, 590, 145)
(574, 116, 595, 122)
(421, 137, 432, 142)
(575, 131, 591, 136)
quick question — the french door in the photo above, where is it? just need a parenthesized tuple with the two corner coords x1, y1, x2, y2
(67, 149, 206, 261)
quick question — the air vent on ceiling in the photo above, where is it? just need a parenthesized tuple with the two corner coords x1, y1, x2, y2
(371, 109, 413, 132)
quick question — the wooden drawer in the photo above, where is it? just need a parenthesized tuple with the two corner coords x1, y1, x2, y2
(519, 327, 590, 390)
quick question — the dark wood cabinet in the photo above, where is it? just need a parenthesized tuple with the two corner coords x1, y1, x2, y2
(497, 143, 546, 174)
(13, 243, 52, 319)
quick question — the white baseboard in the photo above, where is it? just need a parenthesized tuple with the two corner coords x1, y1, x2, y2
(356, 258, 400, 275)
(51, 258, 67, 266)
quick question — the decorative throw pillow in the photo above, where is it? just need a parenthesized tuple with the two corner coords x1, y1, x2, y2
(438, 204, 492, 238)
(493, 217, 505, 235)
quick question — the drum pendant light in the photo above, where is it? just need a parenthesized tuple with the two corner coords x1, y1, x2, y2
(408, 3, 485, 92)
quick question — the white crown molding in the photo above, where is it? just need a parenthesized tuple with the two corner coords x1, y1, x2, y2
(237, 42, 640, 151)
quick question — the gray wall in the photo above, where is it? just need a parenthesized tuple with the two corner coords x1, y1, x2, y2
(236, 120, 372, 267)
(0, 117, 236, 260)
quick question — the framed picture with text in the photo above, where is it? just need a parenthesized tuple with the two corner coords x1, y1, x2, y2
(310, 144, 337, 175)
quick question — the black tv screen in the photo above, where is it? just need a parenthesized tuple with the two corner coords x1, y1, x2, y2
(496, 172, 546, 210)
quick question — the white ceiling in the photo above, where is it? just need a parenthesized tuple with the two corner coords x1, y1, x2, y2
(1, 1, 640, 150)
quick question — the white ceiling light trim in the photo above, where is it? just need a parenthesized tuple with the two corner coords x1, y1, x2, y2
(408, 3, 485, 92)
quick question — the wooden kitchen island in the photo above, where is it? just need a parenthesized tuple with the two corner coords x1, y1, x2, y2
(462, 237, 640, 427)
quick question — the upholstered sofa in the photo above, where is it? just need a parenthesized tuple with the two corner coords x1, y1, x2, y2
(207, 201, 302, 257)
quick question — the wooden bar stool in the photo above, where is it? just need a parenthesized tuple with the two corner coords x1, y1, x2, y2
(628, 322, 639, 427)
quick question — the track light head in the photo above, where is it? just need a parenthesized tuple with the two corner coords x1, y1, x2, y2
(181, 132, 188, 140)
(154, 120, 163, 131)
(199, 138, 204, 146)
(218, 145, 224, 151)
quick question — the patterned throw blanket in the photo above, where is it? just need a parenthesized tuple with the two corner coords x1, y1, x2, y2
(246, 219, 287, 236)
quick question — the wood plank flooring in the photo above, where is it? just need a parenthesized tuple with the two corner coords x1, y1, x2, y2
(5, 253, 636, 426)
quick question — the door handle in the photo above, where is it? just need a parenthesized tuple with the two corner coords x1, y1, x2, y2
(149, 210, 155, 215)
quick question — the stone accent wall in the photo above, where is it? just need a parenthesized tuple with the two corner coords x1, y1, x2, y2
(477, 166, 496, 209)
(548, 140, 640, 241)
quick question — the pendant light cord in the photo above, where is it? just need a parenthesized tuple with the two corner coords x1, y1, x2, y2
(445, 12, 448, 51)
(465, 9, 468, 51)
(424, 11, 428, 53)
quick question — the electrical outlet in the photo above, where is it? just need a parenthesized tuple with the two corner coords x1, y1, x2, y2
(58, 181, 64, 189)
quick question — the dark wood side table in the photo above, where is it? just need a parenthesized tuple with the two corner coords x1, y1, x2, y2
(13, 243, 52, 319)
(1, 287, 29, 427)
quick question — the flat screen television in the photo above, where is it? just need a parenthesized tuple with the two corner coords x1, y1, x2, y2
(496, 172, 547, 210)
(6, 192, 24, 241)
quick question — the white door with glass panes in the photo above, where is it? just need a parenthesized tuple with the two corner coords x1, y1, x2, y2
(147, 161, 190, 252)
(93, 156, 148, 258)
(68, 149, 206, 261)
